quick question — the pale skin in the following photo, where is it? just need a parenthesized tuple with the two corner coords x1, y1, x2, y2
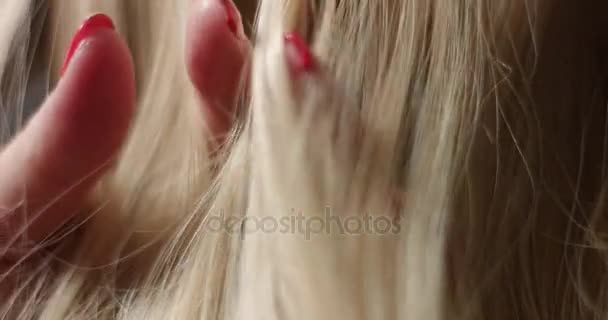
(0, 0, 257, 250)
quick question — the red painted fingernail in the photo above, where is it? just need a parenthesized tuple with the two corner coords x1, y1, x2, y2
(222, 0, 239, 35)
(284, 32, 314, 72)
(61, 13, 115, 76)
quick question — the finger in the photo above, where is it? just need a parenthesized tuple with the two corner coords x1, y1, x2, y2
(0, 14, 136, 244)
(186, 0, 251, 142)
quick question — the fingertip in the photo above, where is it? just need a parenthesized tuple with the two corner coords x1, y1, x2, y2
(52, 27, 136, 161)
(61, 13, 116, 76)
(186, 0, 250, 134)
(186, 0, 249, 92)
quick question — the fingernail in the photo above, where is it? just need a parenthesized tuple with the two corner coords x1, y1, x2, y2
(284, 32, 314, 72)
(61, 13, 115, 76)
(222, 0, 239, 35)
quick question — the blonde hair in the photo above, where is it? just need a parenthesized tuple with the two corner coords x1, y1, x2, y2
(1, 0, 607, 319)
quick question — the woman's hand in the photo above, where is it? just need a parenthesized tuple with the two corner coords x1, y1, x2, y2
(0, 0, 250, 254)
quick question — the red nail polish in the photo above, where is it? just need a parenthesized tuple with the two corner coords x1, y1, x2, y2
(222, 0, 239, 35)
(61, 13, 115, 76)
(284, 32, 314, 72)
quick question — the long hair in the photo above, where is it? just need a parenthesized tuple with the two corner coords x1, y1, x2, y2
(1, 0, 608, 319)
